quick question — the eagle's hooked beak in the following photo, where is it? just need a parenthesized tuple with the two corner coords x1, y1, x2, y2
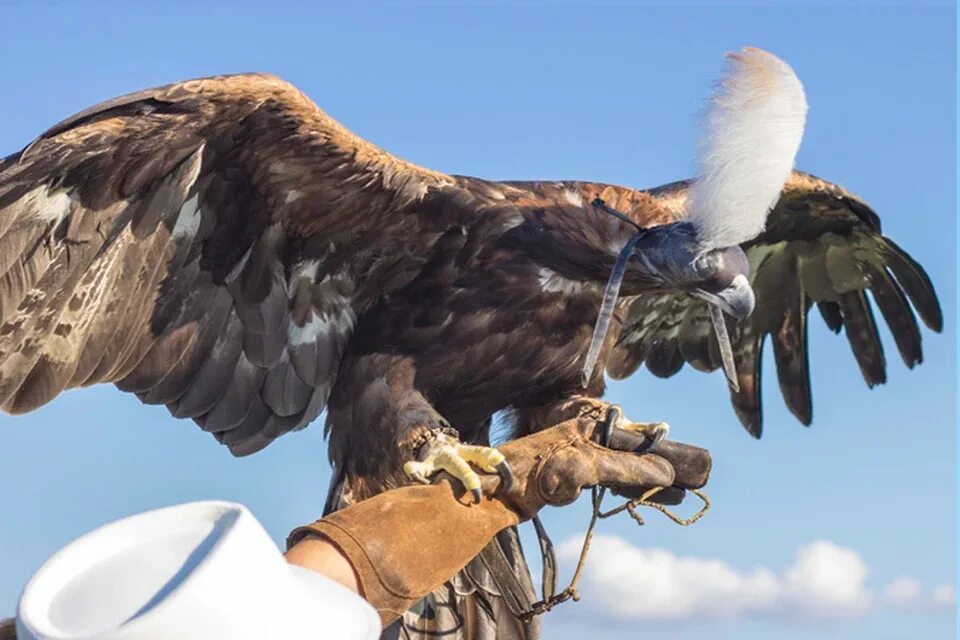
(692, 274, 755, 321)
(692, 275, 756, 392)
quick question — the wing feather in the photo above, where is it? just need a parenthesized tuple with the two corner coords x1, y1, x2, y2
(608, 171, 942, 435)
(677, 304, 718, 372)
(770, 285, 812, 425)
(95, 231, 181, 383)
(69, 229, 150, 387)
(197, 353, 266, 434)
(0, 73, 453, 454)
(817, 300, 844, 334)
(882, 237, 943, 331)
(837, 290, 887, 387)
(730, 325, 765, 437)
(867, 265, 922, 367)
(137, 283, 234, 406)
(262, 352, 314, 417)
(645, 337, 685, 378)
(167, 312, 244, 419)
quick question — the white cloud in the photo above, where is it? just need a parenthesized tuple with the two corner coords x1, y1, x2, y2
(556, 535, 780, 621)
(558, 535, 870, 622)
(557, 535, 957, 624)
(879, 578, 956, 612)
(881, 576, 922, 608)
(931, 584, 956, 609)
(780, 540, 871, 619)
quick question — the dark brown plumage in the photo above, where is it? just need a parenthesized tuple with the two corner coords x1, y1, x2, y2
(0, 73, 942, 639)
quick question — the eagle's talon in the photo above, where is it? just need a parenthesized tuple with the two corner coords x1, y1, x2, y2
(621, 420, 670, 452)
(403, 436, 510, 501)
(403, 461, 432, 485)
(494, 460, 515, 495)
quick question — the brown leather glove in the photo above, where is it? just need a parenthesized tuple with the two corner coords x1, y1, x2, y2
(287, 416, 711, 627)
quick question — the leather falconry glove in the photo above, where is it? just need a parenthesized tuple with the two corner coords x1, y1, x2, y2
(287, 416, 712, 627)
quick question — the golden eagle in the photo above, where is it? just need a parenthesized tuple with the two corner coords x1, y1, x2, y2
(0, 49, 941, 637)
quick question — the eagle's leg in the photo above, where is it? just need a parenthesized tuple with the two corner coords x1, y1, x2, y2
(326, 353, 513, 505)
(515, 395, 669, 446)
(404, 428, 514, 503)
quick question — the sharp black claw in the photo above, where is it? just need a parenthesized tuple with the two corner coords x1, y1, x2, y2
(495, 460, 515, 495)
(609, 427, 657, 454)
(471, 488, 482, 504)
(636, 434, 657, 454)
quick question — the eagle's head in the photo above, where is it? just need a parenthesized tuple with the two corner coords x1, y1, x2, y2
(584, 47, 807, 388)
(625, 220, 755, 320)
(630, 46, 806, 320)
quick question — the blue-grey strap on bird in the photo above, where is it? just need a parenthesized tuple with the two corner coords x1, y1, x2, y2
(708, 303, 740, 392)
(585, 198, 741, 393)
(581, 199, 647, 388)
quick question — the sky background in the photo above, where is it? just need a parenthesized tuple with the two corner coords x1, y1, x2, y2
(0, 3, 955, 639)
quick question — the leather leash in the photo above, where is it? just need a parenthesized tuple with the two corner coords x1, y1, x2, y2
(516, 406, 711, 622)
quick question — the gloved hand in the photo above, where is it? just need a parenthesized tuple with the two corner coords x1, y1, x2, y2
(287, 416, 711, 627)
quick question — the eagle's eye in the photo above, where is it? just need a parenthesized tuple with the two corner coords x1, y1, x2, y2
(692, 246, 749, 293)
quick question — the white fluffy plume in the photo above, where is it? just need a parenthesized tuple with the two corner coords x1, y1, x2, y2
(688, 47, 808, 251)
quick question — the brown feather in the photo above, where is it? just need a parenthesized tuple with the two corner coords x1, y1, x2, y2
(867, 265, 923, 368)
(138, 284, 233, 405)
(677, 304, 718, 372)
(817, 300, 844, 333)
(730, 327, 764, 438)
(167, 312, 244, 419)
(838, 290, 887, 387)
(767, 254, 812, 425)
(262, 354, 314, 417)
(93, 230, 179, 383)
(882, 237, 943, 332)
(197, 353, 266, 433)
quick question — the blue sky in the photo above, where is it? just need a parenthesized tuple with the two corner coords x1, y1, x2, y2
(0, 3, 955, 639)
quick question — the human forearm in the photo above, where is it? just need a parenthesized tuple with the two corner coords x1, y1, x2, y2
(285, 535, 361, 594)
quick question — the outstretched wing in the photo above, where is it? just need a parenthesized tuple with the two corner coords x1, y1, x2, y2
(606, 171, 943, 437)
(0, 73, 453, 455)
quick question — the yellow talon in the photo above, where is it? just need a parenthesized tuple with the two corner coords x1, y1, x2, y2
(434, 449, 483, 495)
(403, 460, 433, 484)
(402, 440, 514, 502)
(457, 444, 506, 472)
(621, 420, 670, 446)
